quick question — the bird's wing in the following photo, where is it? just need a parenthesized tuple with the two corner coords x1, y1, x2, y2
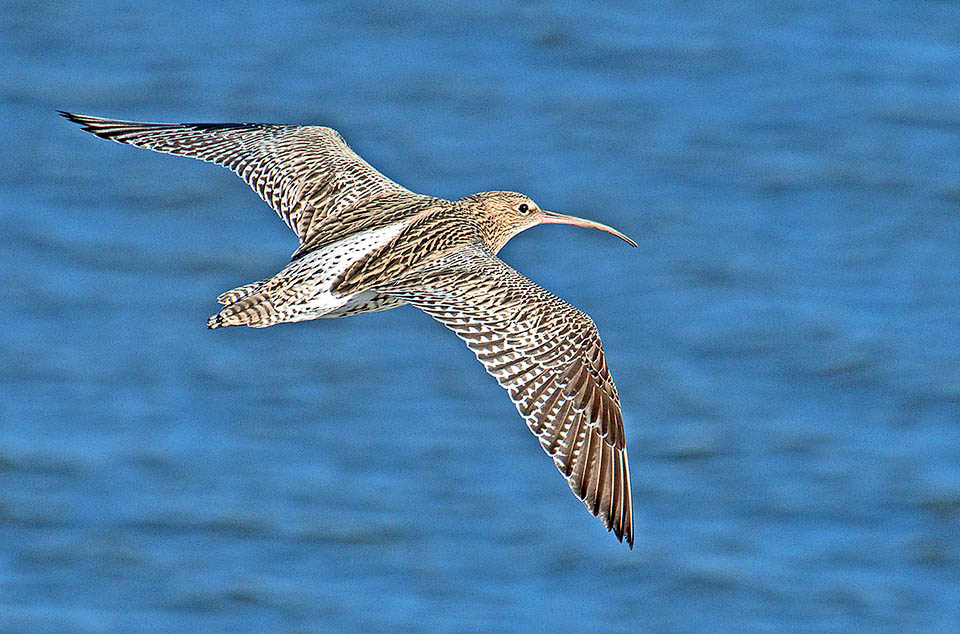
(60, 112, 420, 245)
(379, 244, 633, 547)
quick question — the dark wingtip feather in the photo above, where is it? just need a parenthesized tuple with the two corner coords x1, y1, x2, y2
(59, 111, 267, 139)
(58, 111, 115, 136)
(58, 110, 95, 124)
(59, 110, 86, 125)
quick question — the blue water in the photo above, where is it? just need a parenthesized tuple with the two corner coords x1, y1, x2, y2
(3, 2, 960, 632)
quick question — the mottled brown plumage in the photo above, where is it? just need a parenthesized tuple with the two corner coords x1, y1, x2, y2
(62, 111, 638, 547)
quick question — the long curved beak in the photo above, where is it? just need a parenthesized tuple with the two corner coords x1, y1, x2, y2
(539, 210, 638, 247)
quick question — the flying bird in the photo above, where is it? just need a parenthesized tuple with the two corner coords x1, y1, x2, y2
(61, 111, 637, 547)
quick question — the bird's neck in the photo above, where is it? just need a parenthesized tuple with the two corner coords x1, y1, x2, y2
(451, 200, 510, 253)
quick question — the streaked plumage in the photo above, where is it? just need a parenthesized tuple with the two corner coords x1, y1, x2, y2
(61, 111, 637, 547)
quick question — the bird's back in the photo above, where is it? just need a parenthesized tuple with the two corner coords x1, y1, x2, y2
(326, 199, 489, 297)
(291, 191, 443, 260)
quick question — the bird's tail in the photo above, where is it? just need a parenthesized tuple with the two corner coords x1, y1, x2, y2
(208, 292, 281, 329)
(216, 279, 270, 306)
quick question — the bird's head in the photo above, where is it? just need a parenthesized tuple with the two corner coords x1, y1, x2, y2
(464, 191, 637, 252)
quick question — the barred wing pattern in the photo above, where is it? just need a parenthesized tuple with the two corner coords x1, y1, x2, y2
(381, 245, 633, 546)
(59, 112, 417, 245)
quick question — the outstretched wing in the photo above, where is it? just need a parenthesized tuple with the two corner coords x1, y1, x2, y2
(60, 111, 420, 245)
(380, 245, 633, 547)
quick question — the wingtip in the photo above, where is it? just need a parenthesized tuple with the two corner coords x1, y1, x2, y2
(600, 502, 634, 549)
(614, 520, 634, 549)
(59, 111, 101, 131)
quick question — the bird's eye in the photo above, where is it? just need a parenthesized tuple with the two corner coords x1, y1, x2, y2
(518, 203, 530, 214)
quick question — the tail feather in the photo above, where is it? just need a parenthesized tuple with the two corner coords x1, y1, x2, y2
(208, 292, 281, 329)
(216, 279, 269, 305)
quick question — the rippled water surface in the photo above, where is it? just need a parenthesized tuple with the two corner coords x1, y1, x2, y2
(2, 2, 960, 632)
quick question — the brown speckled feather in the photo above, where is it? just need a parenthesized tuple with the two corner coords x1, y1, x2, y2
(59, 112, 425, 246)
(380, 244, 634, 547)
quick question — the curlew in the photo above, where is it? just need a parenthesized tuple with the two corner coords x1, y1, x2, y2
(61, 111, 637, 547)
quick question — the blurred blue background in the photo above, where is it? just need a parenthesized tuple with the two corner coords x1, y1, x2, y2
(2, 1, 960, 632)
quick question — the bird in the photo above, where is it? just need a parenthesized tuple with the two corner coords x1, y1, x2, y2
(60, 111, 638, 547)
